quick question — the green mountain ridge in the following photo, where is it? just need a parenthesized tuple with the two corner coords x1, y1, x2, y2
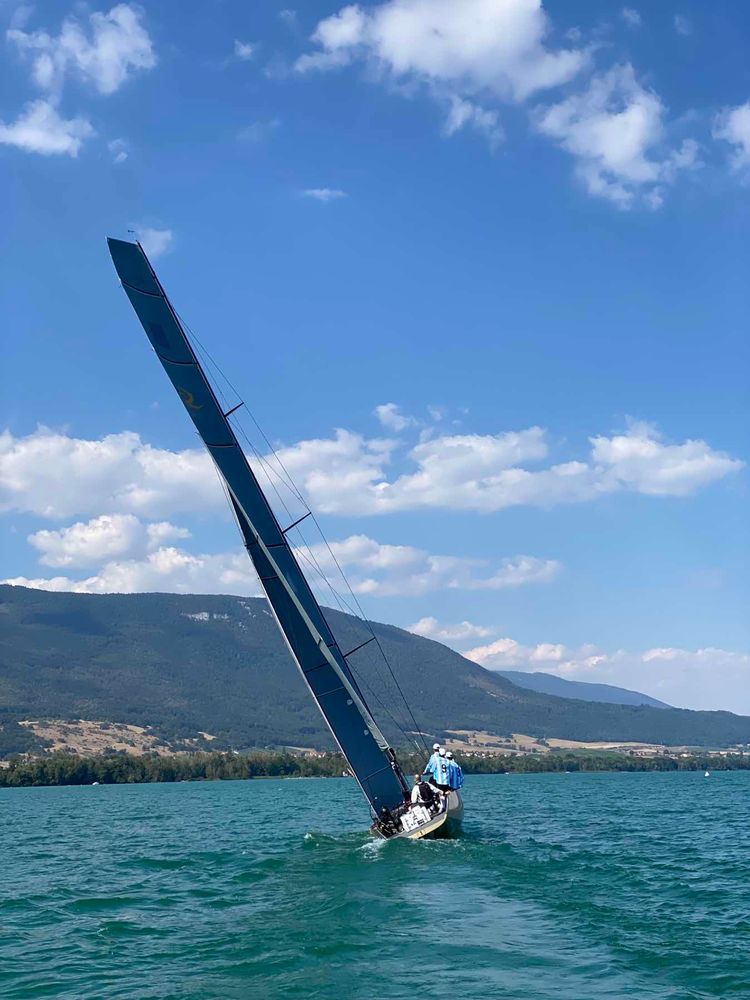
(1, 585, 748, 755)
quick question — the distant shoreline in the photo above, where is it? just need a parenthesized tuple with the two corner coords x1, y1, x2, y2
(2, 749, 749, 789)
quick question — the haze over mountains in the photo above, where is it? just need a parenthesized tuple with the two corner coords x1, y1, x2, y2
(1, 585, 748, 756)
(496, 671, 671, 709)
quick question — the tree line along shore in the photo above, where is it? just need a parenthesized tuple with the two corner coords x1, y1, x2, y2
(1, 749, 749, 788)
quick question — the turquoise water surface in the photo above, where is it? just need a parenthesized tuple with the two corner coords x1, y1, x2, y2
(2, 771, 748, 999)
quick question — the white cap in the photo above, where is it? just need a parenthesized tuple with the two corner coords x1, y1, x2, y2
(433, 743, 440, 750)
(446, 751, 454, 759)
(438, 747, 446, 756)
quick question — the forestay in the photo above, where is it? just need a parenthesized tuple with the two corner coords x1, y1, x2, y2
(107, 238, 408, 817)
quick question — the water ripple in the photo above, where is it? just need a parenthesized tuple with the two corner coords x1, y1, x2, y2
(1, 772, 748, 998)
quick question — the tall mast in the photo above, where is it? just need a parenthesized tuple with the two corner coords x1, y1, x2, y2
(107, 238, 409, 817)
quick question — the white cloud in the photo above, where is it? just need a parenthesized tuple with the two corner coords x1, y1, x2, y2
(0, 99, 93, 156)
(268, 428, 394, 515)
(29, 513, 143, 567)
(620, 8, 642, 28)
(443, 95, 503, 148)
(535, 64, 698, 208)
(1, 420, 741, 524)
(408, 616, 495, 643)
(301, 187, 347, 201)
(146, 521, 191, 548)
(713, 101, 750, 174)
(234, 39, 255, 60)
(464, 637, 750, 715)
(6, 527, 557, 599)
(299, 534, 560, 596)
(373, 403, 417, 432)
(8, 3, 156, 98)
(108, 137, 128, 163)
(5, 546, 258, 598)
(293, 2, 700, 209)
(296, 0, 587, 101)
(0, 428, 219, 520)
(135, 227, 173, 258)
(673, 15, 691, 37)
(27, 513, 191, 567)
(589, 420, 742, 496)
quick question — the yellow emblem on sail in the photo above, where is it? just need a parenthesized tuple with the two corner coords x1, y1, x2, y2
(178, 387, 203, 411)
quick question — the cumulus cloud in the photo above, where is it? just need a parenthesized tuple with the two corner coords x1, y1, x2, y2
(713, 101, 750, 174)
(464, 636, 750, 715)
(299, 534, 559, 596)
(0, 99, 93, 156)
(8, 3, 156, 98)
(0, 428, 220, 520)
(5, 547, 258, 598)
(6, 528, 558, 599)
(373, 403, 417, 432)
(29, 513, 144, 567)
(293, 2, 702, 208)
(135, 227, 173, 258)
(588, 420, 739, 495)
(535, 64, 699, 208)
(301, 187, 347, 201)
(27, 513, 190, 567)
(0, 420, 741, 522)
(4, 5, 154, 159)
(408, 616, 495, 643)
(296, 0, 587, 101)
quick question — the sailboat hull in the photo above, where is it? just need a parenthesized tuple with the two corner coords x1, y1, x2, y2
(376, 790, 464, 841)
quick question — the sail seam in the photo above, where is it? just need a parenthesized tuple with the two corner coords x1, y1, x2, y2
(120, 278, 163, 298)
(157, 357, 195, 366)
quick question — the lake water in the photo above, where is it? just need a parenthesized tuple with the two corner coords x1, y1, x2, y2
(2, 771, 748, 999)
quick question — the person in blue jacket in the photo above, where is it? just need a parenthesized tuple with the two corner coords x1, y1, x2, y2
(433, 748, 452, 791)
(445, 751, 464, 789)
(424, 743, 441, 781)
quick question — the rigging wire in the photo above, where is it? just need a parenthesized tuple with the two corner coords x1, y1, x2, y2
(177, 312, 429, 755)
(213, 464, 421, 752)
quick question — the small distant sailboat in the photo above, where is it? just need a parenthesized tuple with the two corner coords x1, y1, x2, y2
(705, 770, 710, 777)
(107, 239, 462, 840)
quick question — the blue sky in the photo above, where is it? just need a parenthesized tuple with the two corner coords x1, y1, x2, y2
(1, 1, 748, 712)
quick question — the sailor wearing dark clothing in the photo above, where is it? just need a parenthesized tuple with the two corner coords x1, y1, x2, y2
(411, 774, 440, 812)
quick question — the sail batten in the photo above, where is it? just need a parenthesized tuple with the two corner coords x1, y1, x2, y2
(107, 237, 407, 817)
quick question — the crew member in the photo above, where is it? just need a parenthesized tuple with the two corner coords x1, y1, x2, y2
(424, 743, 441, 781)
(411, 773, 440, 812)
(445, 750, 464, 789)
(433, 747, 451, 791)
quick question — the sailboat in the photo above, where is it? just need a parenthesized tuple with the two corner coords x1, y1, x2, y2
(107, 238, 463, 840)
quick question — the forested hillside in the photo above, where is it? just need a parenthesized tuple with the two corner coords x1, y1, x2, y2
(2, 585, 749, 755)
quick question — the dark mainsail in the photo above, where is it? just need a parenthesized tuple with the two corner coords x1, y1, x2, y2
(107, 238, 408, 817)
